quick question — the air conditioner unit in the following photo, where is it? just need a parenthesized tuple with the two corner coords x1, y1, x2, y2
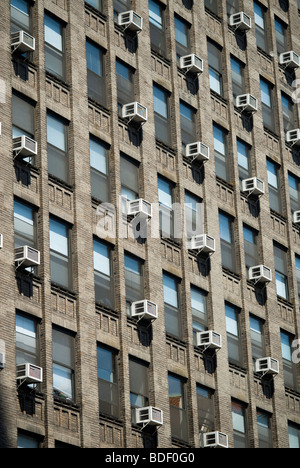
(203, 432, 229, 449)
(186, 142, 209, 163)
(13, 136, 38, 158)
(241, 177, 265, 197)
(131, 300, 158, 321)
(17, 363, 43, 384)
(0, 234, 3, 249)
(279, 51, 300, 69)
(249, 265, 272, 284)
(122, 102, 148, 123)
(117, 10, 143, 32)
(229, 12, 252, 31)
(127, 199, 153, 219)
(255, 358, 280, 376)
(11, 31, 35, 53)
(286, 129, 300, 147)
(179, 54, 204, 74)
(0, 352, 5, 370)
(293, 211, 300, 224)
(136, 407, 163, 427)
(236, 94, 258, 113)
(196, 331, 222, 351)
(15, 246, 40, 268)
(189, 235, 216, 255)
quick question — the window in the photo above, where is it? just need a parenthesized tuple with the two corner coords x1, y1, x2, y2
(97, 345, 119, 418)
(289, 422, 300, 448)
(44, 14, 65, 81)
(197, 386, 215, 433)
(12, 92, 36, 163)
(52, 327, 75, 402)
(282, 94, 296, 133)
(257, 410, 273, 448)
(149, 0, 166, 57)
(158, 176, 175, 239)
(250, 316, 265, 365)
(90, 138, 110, 202)
(232, 401, 248, 448)
(47, 113, 69, 184)
(185, 191, 202, 239)
(114, 0, 130, 19)
(267, 159, 282, 215)
(168, 374, 189, 442)
(86, 40, 106, 107)
(163, 273, 181, 340)
(153, 84, 171, 147)
(130, 358, 149, 422)
(191, 286, 208, 344)
(116, 59, 135, 115)
(219, 212, 236, 272)
(17, 431, 40, 449)
(231, 57, 245, 102)
(204, 0, 219, 16)
(260, 78, 275, 132)
(275, 17, 288, 57)
(281, 331, 297, 390)
(226, 304, 243, 366)
(214, 124, 229, 182)
(243, 225, 259, 272)
(11, 0, 31, 33)
(274, 243, 289, 301)
(289, 173, 300, 217)
(237, 139, 251, 184)
(174, 15, 190, 59)
(120, 155, 140, 212)
(254, 2, 268, 52)
(49, 217, 72, 290)
(14, 200, 36, 249)
(125, 253, 144, 315)
(93, 239, 114, 310)
(208, 40, 223, 96)
(227, 0, 239, 17)
(180, 101, 197, 153)
(86, 0, 103, 13)
(16, 312, 39, 366)
(295, 255, 300, 304)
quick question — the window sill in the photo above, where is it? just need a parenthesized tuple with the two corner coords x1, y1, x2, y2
(216, 176, 234, 191)
(222, 267, 240, 281)
(88, 97, 110, 114)
(263, 127, 280, 140)
(45, 71, 70, 90)
(166, 334, 187, 349)
(257, 48, 273, 62)
(95, 302, 118, 317)
(210, 90, 228, 105)
(48, 175, 74, 192)
(229, 362, 247, 374)
(85, 3, 107, 22)
(99, 412, 122, 426)
(54, 396, 80, 410)
(161, 236, 182, 249)
(270, 209, 287, 223)
(51, 283, 76, 299)
(204, 7, 222, 23)
(151, 49, 171, 66)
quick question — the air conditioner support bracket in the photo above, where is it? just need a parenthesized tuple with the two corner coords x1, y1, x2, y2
(121, 24, 141, 36)
(182, 67, 201, 81)
(200, 345, 220, 356)
(136, 316, 155, 329)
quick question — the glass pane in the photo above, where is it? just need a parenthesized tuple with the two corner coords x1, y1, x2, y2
(50, 218, 68, 256)
(45, 15, 63, 51)
(12, 94, 34, 137)
(47, 114, 66, 152)
(97, 347, 116, 383)
(153, 85, 168, 118)
(93, 240, 110, 276)
(53, 328, 74, 368)
(163, 274, 178, 308)
(53, 363, 73, 400)
(18, 433, 39, 449)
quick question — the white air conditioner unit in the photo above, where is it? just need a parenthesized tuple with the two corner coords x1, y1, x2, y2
(136, 407, 163, 427)
(11, 31, 35, 53)
(241, 177, 265, 197)
(179, 54, 204, 74)
(203, 431, 229, 449)
(286, 129, 300, 147)
(13, 136, 38, 158)
(189, 235, 215, 255)
(255, 358, 280, 376)
(15, 246, 40, 268)
(236, 94, 258, 113)
(131, 300, 158, 321)
(279, 51, 300, 69)
(0, 352, 5, 370)
(122, 102, 148, 123)
(229, 12, 252, 31)
(293, 211, 300, 225)
(249, 265, 272, 284)
(17, 363, 43, 384)
(186, 142, 209, 163)
(0, 234, 3, 249)
(127, 199, 153, 219)
(196, 331, 222, 351)
(117, 10, 143, 32)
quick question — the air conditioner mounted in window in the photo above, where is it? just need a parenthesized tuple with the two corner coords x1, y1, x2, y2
(229, 12, 252, 31)
(286, 129, 300, 147)
(17, 363, 43, 384)
(196, 331, 222, 352)
(13, 136, 38, 158)
(293, 211, 300, 225)
(202, 431, 229, 449)
(189, 235, 216, 255)
(0, 352, 5, 370)
(241, 177, 265, 197)
(248, 265, 272, 284)
(135, 407, 163, 428)
(0, 234, 3, 250)
(236, 94, 258, 113)
(122, 102, 148, 124)
(127, 199, 153, 219)
(255, 358, 280, 377)
(131, 300, 158, 321)
(179, 54, 204, 74)
(279, 51, 300, 69)
(15, 246, 40, 268)
(11, 31, 35, 53)
(185, 142, 209, 164)
(117, 11, 143, 32)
